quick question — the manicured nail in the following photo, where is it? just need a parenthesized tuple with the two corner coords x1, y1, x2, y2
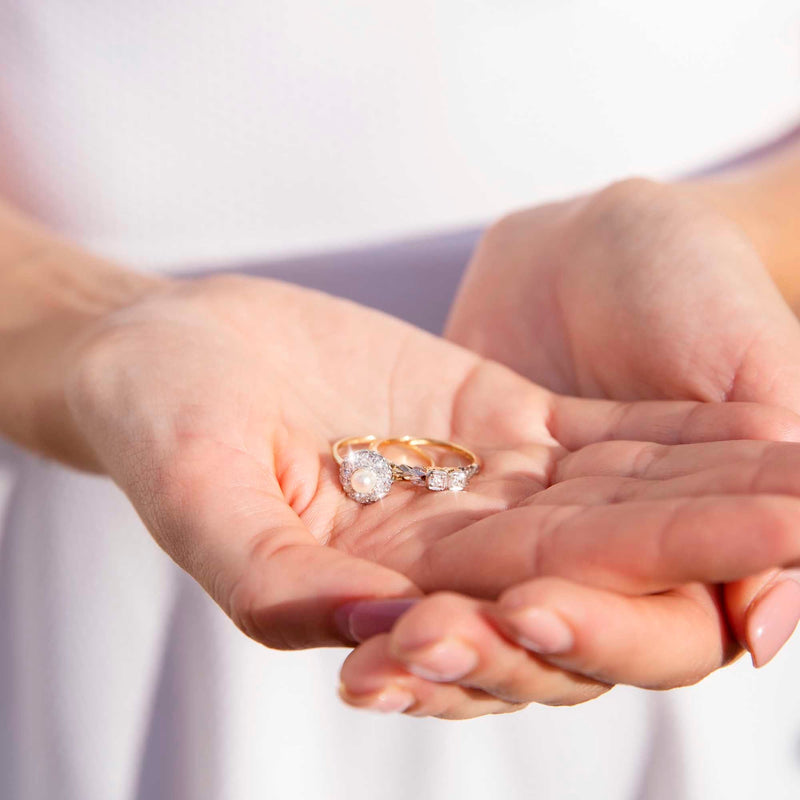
(339, 683, 415, 713)
(403, 638, 479, 682)
(503, 607, 574, 655)
(334, 598, 419, 643)
(747, 578, 800, 668)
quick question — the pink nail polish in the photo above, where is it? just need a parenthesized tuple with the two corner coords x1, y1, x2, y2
(405, 639, 479, 682)
(340, 684, 415, 713)
(747, 579, 800, 668)
(334, 598, 419, 643)
(365, 687, 416, 713)
(504, 607, 574, 655)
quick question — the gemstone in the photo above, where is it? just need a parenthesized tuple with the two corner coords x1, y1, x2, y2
(394, 463, 428, 486)
(350, 467, 377, 494)
(426, 469, 449, 491)
(408, 466, 428, 485)
(448, 469, 468, 491)
(339, 449, 393, 504)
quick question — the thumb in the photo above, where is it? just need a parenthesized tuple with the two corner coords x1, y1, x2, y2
(718, 269, 800, 413)
(126, 443, 421, 651)
(725, 569, 800, 668)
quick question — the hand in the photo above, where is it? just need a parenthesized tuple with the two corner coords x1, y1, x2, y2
(339, 436, 800, 718)
(447, 178, 800, 663)
(337, 179, 800, 719)
(61, 274, 800, 659)
(448, 178, 800, 406)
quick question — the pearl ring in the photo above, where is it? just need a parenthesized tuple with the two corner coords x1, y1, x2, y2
(332, 435, 481, 504)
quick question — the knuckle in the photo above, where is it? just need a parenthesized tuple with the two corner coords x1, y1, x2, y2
(479, 211, 528, 254)
(574, 177, 670, 244)
(594, 176, 664, 209)
(479, 203, 564, 255)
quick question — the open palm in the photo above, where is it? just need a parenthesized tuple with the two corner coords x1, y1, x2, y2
(64, 274, 800, 669)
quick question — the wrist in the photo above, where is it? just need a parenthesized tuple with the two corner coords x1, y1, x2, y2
(677, 134, 800, 308)
(0, 220, 167, 469)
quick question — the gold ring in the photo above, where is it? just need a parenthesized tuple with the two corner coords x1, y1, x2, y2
(371, 436, 480, 492)
(332, 434, 480, 503)
(332, 435, 395, 504)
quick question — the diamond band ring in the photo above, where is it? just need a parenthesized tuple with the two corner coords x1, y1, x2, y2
(332, 435, 481, 504)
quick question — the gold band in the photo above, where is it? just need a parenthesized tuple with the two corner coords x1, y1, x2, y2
(332, 434, 480, 503)
(331, 435, 379, 465)
(370, 435, 480, 471)
(370, 435, 480, 492)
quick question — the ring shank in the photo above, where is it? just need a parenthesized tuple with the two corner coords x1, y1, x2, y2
(331, 435, 378, 464)
(373, 435, 480, 470)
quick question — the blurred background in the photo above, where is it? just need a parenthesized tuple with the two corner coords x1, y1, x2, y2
(1, 2, 799, 799)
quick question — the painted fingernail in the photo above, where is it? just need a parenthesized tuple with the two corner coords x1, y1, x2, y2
(334, 598, 419, 643)
(747, 578, 800, 668)
(403, 638, 479, 682)
(339, 684, 415, 713)
(503, 607, 574, 655)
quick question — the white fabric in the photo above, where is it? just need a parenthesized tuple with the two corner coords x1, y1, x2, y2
(1, 2, 800, 799)
(1, 1, 799, 270)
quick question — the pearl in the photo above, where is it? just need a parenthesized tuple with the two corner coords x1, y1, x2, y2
(350, 467, 377, 495)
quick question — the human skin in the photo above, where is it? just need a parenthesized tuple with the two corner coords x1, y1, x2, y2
(6, 200, 800, 715)
(340, 137, 800, 717)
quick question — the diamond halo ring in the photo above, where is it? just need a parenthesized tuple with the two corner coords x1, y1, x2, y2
(332, 436, 395, 504)
(332, 435, 481, 504)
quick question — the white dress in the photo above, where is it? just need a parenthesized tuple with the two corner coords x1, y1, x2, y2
(1, 3, 799, 798)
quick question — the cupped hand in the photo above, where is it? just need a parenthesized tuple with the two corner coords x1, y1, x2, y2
(63, 274, 800, 660)
(336, 180, 800, 719)
(340, 437, 800, 718)
(447, 177, 800, 406)
(446, 178, 800, 663)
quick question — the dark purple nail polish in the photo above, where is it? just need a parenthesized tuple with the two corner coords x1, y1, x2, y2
(334, 598, 419, 643)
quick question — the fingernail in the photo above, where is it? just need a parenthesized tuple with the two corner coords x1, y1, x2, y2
(403, 638, 479, 682)
(503, 607, 574, 655)
(339, 683, 415, 713)
(334, 598, 419, 643)
(781, 568, 800, 585)
(747, 579, 800, 668)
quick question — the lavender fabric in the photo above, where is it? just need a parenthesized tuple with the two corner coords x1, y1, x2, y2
(218, 227, 483, 334)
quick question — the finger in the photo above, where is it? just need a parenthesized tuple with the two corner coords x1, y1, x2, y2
(725, 569, 800, 667)
(384, 592, 608, 705)
(492, 578, 737, 688)
(549, 397, 800, 451)
(533, 445, 800, 507)
(137, 436, 420, 650)
(555, 438, 786, 483)
(414, 495, 800, 597)
(340, 635, 524, 719)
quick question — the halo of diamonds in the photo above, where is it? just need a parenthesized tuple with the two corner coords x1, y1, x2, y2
(339, 449, 394, 504)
